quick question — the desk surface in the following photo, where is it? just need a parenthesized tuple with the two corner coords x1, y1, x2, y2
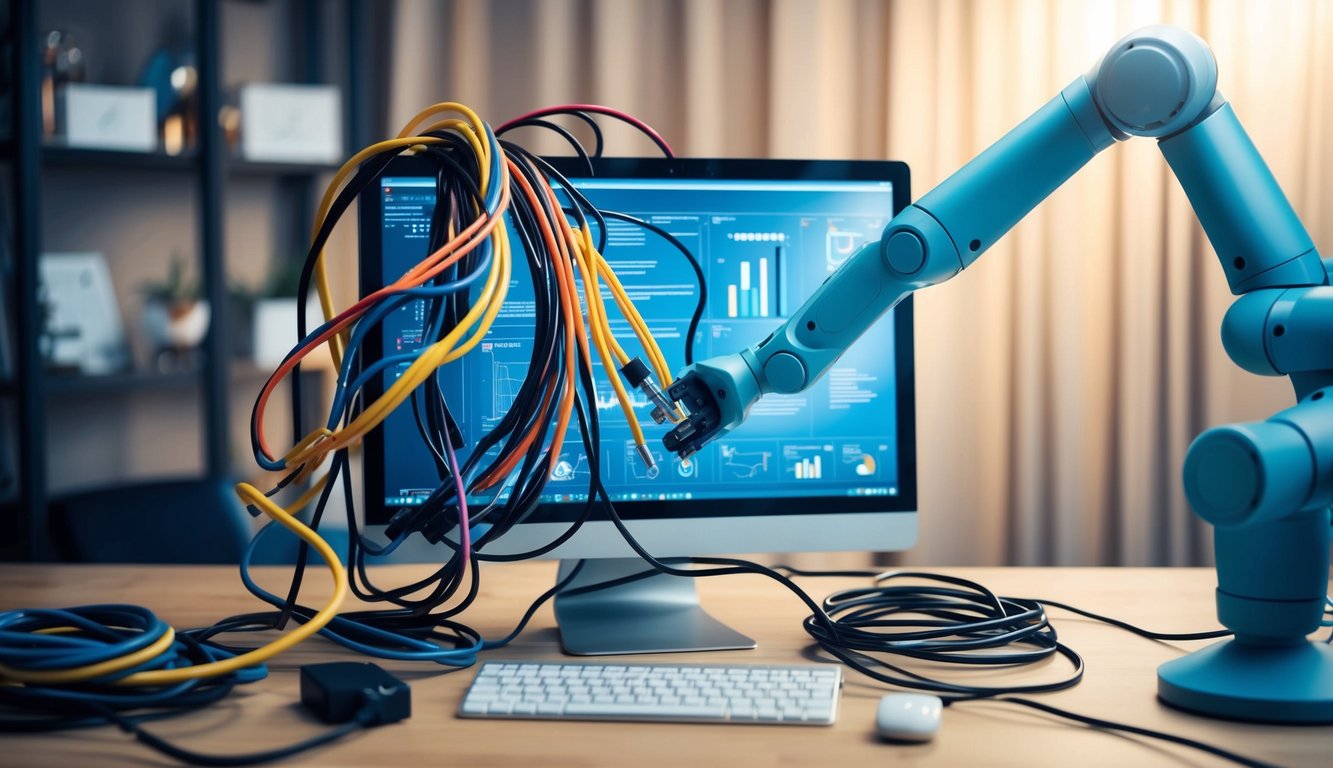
(0, 564, 1326, 768)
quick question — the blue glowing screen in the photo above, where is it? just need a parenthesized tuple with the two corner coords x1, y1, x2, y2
(375, 172, 901, 507)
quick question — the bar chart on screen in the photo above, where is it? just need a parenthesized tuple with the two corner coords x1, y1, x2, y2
(720, 232, 785, 319)
(784, 444, 834, 481)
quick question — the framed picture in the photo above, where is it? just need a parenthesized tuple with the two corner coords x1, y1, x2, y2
(38, 252, 130, 375)
(239, 83, 342, 164)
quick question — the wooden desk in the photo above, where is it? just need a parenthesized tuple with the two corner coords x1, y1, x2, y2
(0, 564, 1327, 767)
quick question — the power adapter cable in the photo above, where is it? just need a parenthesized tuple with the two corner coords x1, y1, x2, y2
(944, 695, 1282, 768)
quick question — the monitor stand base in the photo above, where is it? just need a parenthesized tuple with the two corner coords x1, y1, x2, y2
(553, 558, 757, 656)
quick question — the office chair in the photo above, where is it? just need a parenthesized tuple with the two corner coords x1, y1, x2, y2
(48, 477, 254, 564)
(48, 476, 350, 565)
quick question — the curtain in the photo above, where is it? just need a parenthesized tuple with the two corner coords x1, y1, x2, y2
(383, 0, 1333, 566)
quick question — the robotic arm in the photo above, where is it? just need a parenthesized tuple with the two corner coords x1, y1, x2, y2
(663, 25, 1333, 723)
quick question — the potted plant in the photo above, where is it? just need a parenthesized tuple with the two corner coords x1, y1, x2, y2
(141, 253, 209, 370)
(251, 256, 316, 368)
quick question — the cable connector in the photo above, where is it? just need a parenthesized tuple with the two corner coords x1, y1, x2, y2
(619, 357, 681, 425)
(635, 443, 660, 479)
(385, 504, 456, 545)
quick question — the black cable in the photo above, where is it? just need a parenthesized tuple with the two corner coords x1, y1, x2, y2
(95, 702, 371, 767)
(1023, 597, 1231, 641)
(598, 210, 707, 365)
(225, 125, 610, 651)
(958, 696, 1281, 768)
(770, 564, 1234, 642)
(534, 458, 1273, 768)
(494, 117, 594, 174)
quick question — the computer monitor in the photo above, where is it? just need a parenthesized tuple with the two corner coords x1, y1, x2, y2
(360, 156, 915, 654)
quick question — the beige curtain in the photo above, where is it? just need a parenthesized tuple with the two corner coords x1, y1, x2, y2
(384, 0, 1333, 566)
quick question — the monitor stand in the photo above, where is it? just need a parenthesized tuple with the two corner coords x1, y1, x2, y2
(553, 558, 757, 656)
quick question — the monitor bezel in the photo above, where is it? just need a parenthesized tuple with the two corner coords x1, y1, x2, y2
(359, 155, 916, 529)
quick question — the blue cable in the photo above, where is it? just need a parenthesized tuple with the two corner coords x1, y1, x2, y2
(0, 605, 267, 697)
(325, 245, 491, 428)
(0, 606, 169, 672)
(239, 523, 483, 665)
(254, 123, 504, 472)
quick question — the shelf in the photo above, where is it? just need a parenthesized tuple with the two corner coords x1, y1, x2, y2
(5, 0, 359, 559)
(228, 159, 342, 177)
(42, 361, 282, 396)
(42, 146, 197, 171)
(45, 369, 200, 394)
(42, 146, 341, 177)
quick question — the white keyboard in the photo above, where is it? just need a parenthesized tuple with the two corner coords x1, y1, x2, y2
(458, 661, 842, 725)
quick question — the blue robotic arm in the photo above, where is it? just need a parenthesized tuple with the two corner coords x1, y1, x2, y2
(663, 25, 1333, 722)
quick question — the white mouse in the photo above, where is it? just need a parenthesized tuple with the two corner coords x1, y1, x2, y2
(875, 693, 943, 742)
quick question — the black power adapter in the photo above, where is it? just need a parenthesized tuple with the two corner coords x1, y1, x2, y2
(300, 662, 412, 725)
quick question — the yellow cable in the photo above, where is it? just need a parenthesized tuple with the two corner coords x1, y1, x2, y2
(580, 221, 673, 388)
(0, 483, 346, 687)
(413, 118, 491, 193)
(442, 225, 513, 362)
(335, 217, 505, 436)
(284, 115, 509, 471)
(396, 102, 488, 142)
(288, 211, 509, 467)
(563, 221, 629, 366)
(306, 110, 488, 367)
(0, 627, 177, 685)
(120, 483, 346, 686)
(311, 135, 449, 366)
(568, 225, 646, 448)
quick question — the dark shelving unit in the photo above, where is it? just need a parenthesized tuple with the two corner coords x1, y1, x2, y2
(5, 0, 48, 560)
(43, 147, 342, 176)
(1, 0, 366, 560)
(41, 146, 198, 170)
(44, 370, 201, 395)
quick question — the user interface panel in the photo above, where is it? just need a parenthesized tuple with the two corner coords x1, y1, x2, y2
(367, 159, 914, 520)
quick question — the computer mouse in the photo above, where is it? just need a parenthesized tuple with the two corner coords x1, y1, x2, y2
(875, 693, 943, 743)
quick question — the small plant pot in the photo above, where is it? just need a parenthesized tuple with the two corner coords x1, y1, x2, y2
(142, 298, 210, 369)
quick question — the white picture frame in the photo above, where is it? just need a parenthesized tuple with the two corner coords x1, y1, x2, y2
(58, 84, 158, 153)
(38, 252, 130, 375)
(239, 83, 343, 164)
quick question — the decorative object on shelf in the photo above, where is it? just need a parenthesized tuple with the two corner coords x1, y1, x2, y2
(218, 103, 241, 153)
(250, 256, 321, 368)
(140, 253, 209, 371)
(37, 252, 130, 375)
(238, 83, 342, 163)
(139, 47, 197, 156)
(56, 83, 157, 152)
(40, 30, 85, 137)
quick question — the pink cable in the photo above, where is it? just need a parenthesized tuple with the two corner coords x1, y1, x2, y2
(442, 426, 471, 566)
(496, 104, 674, 157)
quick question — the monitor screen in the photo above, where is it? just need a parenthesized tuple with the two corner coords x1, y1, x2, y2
(360, 157, 916, 555)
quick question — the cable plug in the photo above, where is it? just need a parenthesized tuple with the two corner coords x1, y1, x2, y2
(386, 502, 460, 546)
(420, 505, 458, 545)
(300, 662, 411, 726)
(384, 506, 425, 541)
(619, 357, 681, 425)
